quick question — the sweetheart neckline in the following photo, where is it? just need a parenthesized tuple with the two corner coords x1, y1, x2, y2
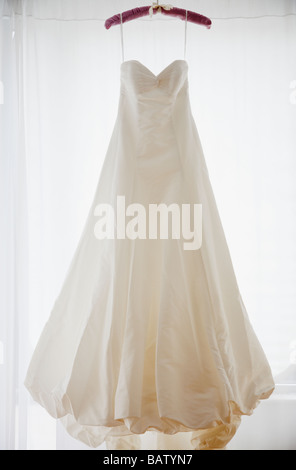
(120, 59, 188, 79)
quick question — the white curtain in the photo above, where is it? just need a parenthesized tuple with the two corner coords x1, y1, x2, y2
(1, 0, 296, 450)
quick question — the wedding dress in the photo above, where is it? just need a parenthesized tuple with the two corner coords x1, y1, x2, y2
(25, 12, 274, 450)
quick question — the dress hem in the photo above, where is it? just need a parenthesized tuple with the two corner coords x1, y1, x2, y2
(24, 377, 274, 450)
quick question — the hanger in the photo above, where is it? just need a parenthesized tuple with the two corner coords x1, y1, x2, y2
(105, 1, 212, 30)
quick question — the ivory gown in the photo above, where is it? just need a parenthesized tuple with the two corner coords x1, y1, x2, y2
(25, 58, 274, 450)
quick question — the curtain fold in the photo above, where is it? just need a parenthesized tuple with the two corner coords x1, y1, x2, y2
(1, 0, 296, 450)
(0, 0, 30, 449)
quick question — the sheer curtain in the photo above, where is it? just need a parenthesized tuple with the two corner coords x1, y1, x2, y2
(0, 0, 296, 450)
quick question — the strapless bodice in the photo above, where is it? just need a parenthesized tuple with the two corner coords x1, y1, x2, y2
(120, 60, 188, 102)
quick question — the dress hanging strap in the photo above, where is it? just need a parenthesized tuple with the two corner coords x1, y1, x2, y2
(120, 10, 185, 62)
(120, 12, 125, 63)
(184, 10, 188, 60)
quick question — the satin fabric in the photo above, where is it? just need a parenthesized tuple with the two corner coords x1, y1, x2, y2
(25, 60, 274, 450)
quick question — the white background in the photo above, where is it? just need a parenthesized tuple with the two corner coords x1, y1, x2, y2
(0, 0, 296, 450)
